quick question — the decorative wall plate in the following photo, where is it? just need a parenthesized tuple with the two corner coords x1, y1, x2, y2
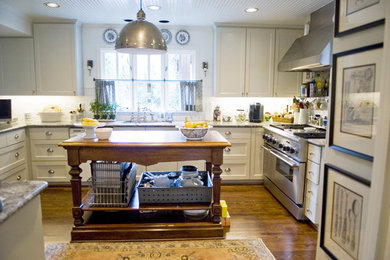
(160, 29, 172, 44)
(103, 28, 118, 44)
(175, 30, 190, 45)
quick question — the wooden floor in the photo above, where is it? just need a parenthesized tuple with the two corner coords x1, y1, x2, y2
(40, 184, 318, 259)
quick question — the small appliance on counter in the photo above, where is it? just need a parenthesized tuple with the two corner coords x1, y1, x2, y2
(249, 103, 263, 123)
(0, 99, 12, 123)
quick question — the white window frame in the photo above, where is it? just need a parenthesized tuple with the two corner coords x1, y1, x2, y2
(99, 48, 196, 112)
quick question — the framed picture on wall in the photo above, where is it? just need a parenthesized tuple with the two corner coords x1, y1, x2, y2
(329, 43, 383, 161)
(320, 164, 370, 260)
(335, 0, 385, 37)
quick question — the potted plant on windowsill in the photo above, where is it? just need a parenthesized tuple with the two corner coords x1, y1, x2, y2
(108, 103, 117, 120)
(90, 100, 102, 120)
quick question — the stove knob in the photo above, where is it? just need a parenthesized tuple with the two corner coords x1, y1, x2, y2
(262, 134, 267, 140)
(278, 143, 284, 149)
(272, 138, 277, 144)
(283, 146, 291, 152)
(290, 148, 296, 154)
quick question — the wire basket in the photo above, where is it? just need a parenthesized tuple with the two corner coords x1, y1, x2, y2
(87, 161, 137, 207)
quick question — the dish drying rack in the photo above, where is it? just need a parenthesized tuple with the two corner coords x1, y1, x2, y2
(86, 161, 137, 207)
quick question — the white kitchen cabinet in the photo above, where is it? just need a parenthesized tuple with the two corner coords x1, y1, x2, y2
(214, 127, 251, 180)
(29, 127, 70, 183)
(304, 143, 326, 225)
(33, 23, 82, 96)
(0, 38, 36, 95)
(215, 27, 246, 97)
(215, 27, 275, 97)
(250, 127, 264, 180)
(0, 128, 28, 181)
(273, 28, 303, 97)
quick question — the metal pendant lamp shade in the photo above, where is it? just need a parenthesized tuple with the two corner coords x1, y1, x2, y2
(115, 7, 167, 54)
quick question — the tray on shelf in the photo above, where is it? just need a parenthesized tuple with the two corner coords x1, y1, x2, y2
(85, 161, 137, 207)
(137, 171, 212, 204)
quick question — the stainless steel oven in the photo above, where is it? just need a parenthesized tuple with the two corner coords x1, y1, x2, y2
(263, 145, 305, 205)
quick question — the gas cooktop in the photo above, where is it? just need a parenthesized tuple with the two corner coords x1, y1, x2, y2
(270, 123, 326, 139)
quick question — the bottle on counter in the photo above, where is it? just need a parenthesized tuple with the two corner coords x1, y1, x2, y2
(213, 105, 221, 122)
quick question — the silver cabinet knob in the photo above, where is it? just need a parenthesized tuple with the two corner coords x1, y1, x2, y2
(14, 134, 20, 139)
(224, 131, 231, 136)
(224, 168, 231, 173)
(45, 131, 53, 136)
(224, 147, 231, 152)
(16, 175, 22, 180)
(48, 169, 55, 175)
(15, 152, 20, 158)
(47, 148, 54, 153)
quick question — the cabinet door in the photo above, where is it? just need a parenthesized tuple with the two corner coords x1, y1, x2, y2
(34, 23, 77, 95)
(0, 38, 36, 95)
(215, 27, 246, 97)
(245, 28, 275, 97)
(250, 128, 264, 180)
(273, 29, 303, 97)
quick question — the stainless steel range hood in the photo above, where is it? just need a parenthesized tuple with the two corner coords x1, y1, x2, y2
(278, 2, 334, 72)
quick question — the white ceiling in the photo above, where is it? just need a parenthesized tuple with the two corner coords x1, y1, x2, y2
(1, 0, 333, 26)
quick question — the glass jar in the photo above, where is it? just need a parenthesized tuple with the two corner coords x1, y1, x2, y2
(235, 109, 247, 123)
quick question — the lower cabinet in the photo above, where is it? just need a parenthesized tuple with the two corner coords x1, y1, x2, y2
(304, 143, 325, 225)
(0, 128, 28, 181)
(29, 127, 70, 183)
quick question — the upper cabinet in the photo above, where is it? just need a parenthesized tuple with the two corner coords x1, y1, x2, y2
(0, 38, 36, 95)
(215, 26, 302, 97)
(33, 23, 83, 96)
(273, 29, 303, 97)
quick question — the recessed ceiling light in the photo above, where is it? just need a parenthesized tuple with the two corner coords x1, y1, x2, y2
(44, 2, 60, 8)
(147, 5, 161, 11)
(124, 19, 133, 22)
(159, 20, 170, 23)
(245, 7, 259, 13)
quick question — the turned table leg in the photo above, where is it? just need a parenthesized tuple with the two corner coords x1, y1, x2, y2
(67, 149, 84, 226)
(211, 149, 223, 224)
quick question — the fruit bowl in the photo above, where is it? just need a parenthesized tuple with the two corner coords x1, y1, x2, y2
(73, 122, 105, 139)
(176, 125, 213, 140)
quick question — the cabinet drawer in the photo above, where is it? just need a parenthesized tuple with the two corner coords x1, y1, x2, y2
(220, 161, 249, 180)
(2, 164, 28, 181)
(0, 143, 26, 174)
(306, 160, 320, 184)
(306, 179, 319, 202)
(215, 128, 251, 139)
(308, 144, 321, 164)
(32, 162, 70, 182)
(29, 127, 69, 140)
(6, 129, 26, 146)
(223, 141, 250, 157)
(31, 140, 67, 161)
(305, 195, 317, 223)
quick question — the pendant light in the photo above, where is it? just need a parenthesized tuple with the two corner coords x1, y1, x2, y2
(115, 0, 167, 54)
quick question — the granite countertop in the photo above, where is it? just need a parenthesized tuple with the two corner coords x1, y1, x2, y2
(0, 120, 266, 134)
(0, 181, 48, 223)
(307, 138, 326, 147)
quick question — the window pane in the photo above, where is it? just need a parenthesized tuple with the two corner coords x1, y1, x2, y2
(115, 81, 132, 111)
(103, 52, 117, 79)
(166, 82, 180, 111)
(136, 55, 148, 79)
(118, 53, 131, 79)
(135, 82, 161, 111)
(150, 55, 162, 80)
(167, 54, 180, 80)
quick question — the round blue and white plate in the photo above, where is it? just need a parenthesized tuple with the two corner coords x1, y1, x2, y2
(175, 30, 190, 45)
(160, 29, 172, 44)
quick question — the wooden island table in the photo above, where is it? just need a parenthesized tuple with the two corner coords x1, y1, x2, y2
(59, 130, 231, 241)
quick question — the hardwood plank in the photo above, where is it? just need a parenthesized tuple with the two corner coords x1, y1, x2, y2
(40, 184, 317, 259)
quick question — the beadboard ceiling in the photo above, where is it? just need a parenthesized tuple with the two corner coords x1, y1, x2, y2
(1, 0, 333, 26)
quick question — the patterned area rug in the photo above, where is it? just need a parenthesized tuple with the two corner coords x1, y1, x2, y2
(45, 239, 275, 260)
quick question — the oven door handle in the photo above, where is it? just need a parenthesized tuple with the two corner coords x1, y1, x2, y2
(263, 145, 299, 168)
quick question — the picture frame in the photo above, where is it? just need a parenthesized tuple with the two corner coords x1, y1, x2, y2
(320, 164, 370, 260)
(335, 0, 385, 37)
(329, 43, 383, 161)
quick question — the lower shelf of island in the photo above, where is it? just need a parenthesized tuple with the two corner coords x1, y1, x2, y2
(74, 189, 223, 241)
